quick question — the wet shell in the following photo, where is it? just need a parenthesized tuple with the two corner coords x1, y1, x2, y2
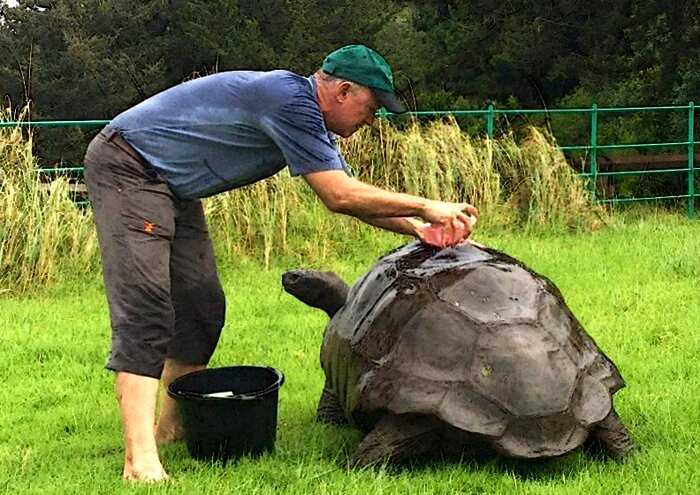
(322, 242, 624, 458)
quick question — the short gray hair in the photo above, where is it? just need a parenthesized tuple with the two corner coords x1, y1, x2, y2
(314, 70, 364, 91)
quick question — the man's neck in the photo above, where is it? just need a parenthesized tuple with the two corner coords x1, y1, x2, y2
(312, 74, 332, 116)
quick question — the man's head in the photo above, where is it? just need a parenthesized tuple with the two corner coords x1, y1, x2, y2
(315, 44, 406, 137)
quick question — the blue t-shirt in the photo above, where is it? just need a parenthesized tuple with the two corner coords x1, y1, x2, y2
(109, 70, 350, 199)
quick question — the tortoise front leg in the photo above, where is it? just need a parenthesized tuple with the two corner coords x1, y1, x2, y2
(585, 408, 637, 461)
(316, 382, 348, 425)
(351, 414, 441, 466)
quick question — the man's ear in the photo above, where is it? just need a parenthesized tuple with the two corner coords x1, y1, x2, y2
(337, 81, 353, 102)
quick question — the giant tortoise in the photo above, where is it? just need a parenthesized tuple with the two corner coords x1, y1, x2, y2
(282, 242, 636, 466)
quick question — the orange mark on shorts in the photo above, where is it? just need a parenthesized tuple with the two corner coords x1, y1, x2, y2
(143, 221, 156, 234)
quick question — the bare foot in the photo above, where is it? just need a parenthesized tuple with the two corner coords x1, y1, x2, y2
(115, 372, 170, 482)
(155, 421, 185, 446)
(123, 451, 170, 482)
(155, 359, 204, 446)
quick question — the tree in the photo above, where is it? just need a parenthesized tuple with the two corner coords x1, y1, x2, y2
(0, 0, 175, 161)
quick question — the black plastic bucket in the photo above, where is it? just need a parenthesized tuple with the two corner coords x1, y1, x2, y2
(167, 366, 285, 462)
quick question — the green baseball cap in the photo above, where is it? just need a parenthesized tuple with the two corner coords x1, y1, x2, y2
(322, 44, 407, 113)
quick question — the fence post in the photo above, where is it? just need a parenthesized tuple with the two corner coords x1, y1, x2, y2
(589, 104, 598, 200)
(486, 104, 494, 138)
(688, 101, 696, 219)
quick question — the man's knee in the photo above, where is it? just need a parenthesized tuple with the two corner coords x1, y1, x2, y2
(168, 279, 226, 364)
(203, 281, 226, 328)
(197, 281, 226, 359)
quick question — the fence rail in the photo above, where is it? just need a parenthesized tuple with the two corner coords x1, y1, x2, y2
(388, 103, 698, 217)
(1, 103, 698, 218)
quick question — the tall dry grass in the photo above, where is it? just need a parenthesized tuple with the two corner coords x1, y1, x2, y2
(342, 118, 602, 229)
(206, 118, 603, 267)
(0, 108, 98, 294)
(492, 127, 601, 228)
(2, 115, 601, 291)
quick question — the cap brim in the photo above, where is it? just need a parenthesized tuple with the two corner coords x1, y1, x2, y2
(372, 88, 407, 114)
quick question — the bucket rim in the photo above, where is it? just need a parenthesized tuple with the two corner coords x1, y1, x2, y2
(167, 365, 285, 401)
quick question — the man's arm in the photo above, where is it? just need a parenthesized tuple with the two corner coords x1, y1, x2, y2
(303, 170, 478, 240)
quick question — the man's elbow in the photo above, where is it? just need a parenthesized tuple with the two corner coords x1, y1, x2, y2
(304, 172, 361, 215)
(322, 192, 354, 215)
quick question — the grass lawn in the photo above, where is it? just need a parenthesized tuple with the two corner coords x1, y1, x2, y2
(1, 212, 699, 494)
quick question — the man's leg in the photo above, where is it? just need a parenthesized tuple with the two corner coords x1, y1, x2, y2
(155, 200, 226, 445)
(84, 131, 178, 482)
(155, 359, 205, 445)
(117, 372, 168, 481)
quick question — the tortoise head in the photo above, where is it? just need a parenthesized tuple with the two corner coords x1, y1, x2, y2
(282, 269, 350, 318)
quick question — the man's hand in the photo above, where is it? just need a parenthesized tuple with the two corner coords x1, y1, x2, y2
(418, 200, 479, 244)
(415, 215, 478, 248)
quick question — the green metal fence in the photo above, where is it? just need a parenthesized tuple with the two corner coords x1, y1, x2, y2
(383, 103, 699, 218)
(1, 103, 698, 217)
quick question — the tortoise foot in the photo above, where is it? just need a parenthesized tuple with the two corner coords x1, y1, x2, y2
(316, 386, 348, 425)
(351, 414, 441, 467)
(587, 409, 637, 462)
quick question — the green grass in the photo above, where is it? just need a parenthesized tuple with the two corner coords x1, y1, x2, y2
(1, 212, 699, 494)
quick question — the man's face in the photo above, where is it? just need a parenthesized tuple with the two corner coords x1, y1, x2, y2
(325, 82, 378, 137)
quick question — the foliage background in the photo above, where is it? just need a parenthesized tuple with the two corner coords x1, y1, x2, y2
(1, 0, 699, 164)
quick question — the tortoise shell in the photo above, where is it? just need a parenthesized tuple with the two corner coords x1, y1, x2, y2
(321, 242, 624, 458)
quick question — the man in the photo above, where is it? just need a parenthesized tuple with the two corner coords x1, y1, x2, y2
(83, 44, 478, 482)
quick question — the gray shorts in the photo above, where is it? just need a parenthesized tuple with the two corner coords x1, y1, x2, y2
(84, 127, 225, 378)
